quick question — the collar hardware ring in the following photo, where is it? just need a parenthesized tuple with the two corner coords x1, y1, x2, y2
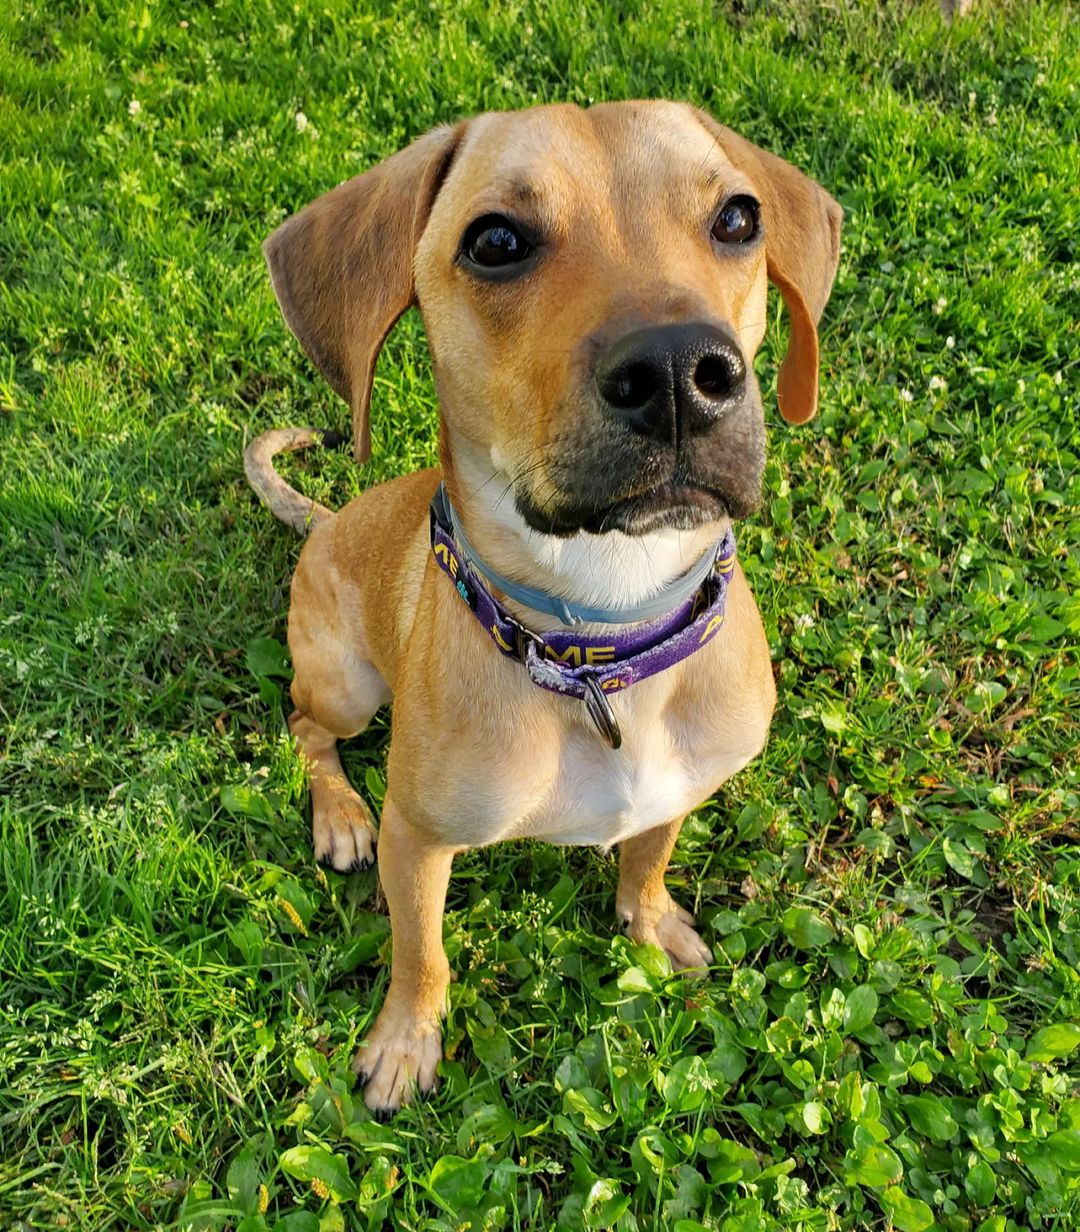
(584, 675, 622, 749)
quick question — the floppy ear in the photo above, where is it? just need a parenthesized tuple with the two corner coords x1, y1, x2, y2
(263, 123, 467, 461)
(694, 111, 843, 424)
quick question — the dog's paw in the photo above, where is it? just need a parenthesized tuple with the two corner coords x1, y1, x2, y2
(313, 792, 378, 872)
(620, 894, 713, 975)
(653, 902, 713, 973)
(353, 1007, 442, 1116)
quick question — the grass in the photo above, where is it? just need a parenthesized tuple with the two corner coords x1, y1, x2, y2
(1, 0, 1078, 1228)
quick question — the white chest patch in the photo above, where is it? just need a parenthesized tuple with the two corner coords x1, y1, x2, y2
(547, 752, 692, 847)
(521, 725, 752, 849)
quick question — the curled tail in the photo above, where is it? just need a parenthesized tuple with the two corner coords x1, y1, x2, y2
(243, 427, 347, 535)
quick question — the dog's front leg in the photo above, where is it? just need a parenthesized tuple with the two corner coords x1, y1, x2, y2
(353, 792, 454, 1115)
(616, 819, 713, 973)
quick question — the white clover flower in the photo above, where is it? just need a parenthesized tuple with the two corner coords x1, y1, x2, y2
(128, 99, 142, 115)
(1034, 72, 1046, 87)
(928, 375, 947, 392)
(294, 110, 319, 139)
(793, 613, 816, 631)
(932, 296, 947, 315)
(946, 336, 956, 349)
(899, 388, 914, 404)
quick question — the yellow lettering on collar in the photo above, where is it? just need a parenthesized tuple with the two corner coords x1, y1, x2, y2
(585, 645, 616, 665)
(491, 623, 514, 653)
(434, 542, 458, 576)
(545, 645, 582, 667)
(699, 613, 725, 643)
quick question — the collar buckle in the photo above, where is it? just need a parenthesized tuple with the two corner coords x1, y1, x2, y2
(504, 613, 545, 664)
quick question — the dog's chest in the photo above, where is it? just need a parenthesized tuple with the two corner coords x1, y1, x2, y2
(515, 717, 746, 848)
(538, 740, 699, 846)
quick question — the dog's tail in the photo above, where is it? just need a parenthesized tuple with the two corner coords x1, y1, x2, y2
(243, 427, 347, 536)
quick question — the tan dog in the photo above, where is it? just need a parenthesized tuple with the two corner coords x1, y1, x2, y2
(245, 101, 841, 1114)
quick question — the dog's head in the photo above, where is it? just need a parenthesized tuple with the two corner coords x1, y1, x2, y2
(265, 101, 841, 535)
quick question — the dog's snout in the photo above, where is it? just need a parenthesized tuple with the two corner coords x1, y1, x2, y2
(595, 324, 747, 443)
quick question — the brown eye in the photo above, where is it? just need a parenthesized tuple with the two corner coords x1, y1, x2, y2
(711, 196, 760, 244)
(461, 214, 534, 272)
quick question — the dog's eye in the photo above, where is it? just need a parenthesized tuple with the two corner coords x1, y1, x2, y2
(711, 196, 760, 245)
(461, 215, 534, 270)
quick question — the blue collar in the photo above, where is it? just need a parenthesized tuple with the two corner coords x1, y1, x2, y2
(435, 483, 727, 626)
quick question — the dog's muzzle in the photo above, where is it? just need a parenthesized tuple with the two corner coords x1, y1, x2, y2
(513, 320, 766, 536)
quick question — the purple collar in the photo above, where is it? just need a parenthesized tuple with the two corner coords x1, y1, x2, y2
(429, 485, 736, 748)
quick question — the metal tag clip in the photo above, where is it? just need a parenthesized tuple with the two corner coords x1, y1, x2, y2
(584, 675, 622, 749)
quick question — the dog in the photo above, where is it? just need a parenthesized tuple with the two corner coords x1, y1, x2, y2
(245, 101, 841, 1114)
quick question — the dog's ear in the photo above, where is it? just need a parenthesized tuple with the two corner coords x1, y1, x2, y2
(694, 111, 843, 424)
(263, 123, 467, 461)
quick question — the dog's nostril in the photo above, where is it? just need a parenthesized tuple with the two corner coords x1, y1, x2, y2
(601, 361, 658, 410)
(694, 351, 745, 399)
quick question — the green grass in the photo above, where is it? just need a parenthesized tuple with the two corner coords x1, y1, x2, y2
(1, 1, 1078, 1229)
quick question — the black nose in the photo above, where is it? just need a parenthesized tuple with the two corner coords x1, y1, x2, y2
(595, 323, 747, 444)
